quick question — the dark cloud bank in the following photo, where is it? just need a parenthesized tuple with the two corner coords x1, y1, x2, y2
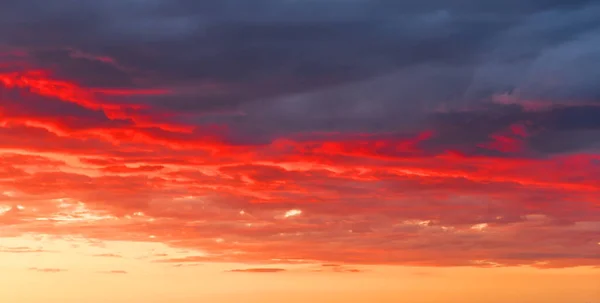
(1, 0, 599, 154)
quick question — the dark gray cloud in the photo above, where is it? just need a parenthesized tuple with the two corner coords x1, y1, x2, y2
(28, 48, 134, 88)
(0, 86, 134, 130)
(1, 0, 599, 153)
(424, 104, 600, 155)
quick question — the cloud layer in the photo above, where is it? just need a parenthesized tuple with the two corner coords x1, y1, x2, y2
(0, 0, 599, 268)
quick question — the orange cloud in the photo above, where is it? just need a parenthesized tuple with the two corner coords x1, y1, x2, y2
(98, 270, 128, 274)
(0, 246, 49, 253)
(227, 268, 286, 273)
(28, 267, 67, 273)
(92, 253, 123, 258)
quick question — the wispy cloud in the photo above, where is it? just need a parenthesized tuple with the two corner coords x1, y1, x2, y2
(227, 268, 286, 273)
(98, 270, 128, 274)
(91, 253, 123, 258)
(0, 246, 50, 253)
(29, 267, 66, 273)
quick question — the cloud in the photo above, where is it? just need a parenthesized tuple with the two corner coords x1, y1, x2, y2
(0, 0, 599, 269)
(227, 268, 286, 273)
(154, 256, 206, 264)
(29, 267, 66, 273)
(98, 270, 128, 274)
(318, 264, 363, 273)
(172, 263, 201, 268)
(92, 253, 123, 258)
(0, 246, 50, 253)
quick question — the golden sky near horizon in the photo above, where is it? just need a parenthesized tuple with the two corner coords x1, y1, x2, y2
(1, 233, 599, 302)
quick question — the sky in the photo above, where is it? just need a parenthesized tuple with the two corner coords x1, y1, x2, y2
(0, 0, 599, 302)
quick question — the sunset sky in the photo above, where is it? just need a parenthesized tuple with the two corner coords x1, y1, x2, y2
(1, 1, 599, 302)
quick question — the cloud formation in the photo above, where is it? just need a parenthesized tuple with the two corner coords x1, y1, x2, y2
(0, 0, 599, 268)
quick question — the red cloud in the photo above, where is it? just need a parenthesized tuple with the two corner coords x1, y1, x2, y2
(478, 123, 530, 153)
(0, 51, 599, 269)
